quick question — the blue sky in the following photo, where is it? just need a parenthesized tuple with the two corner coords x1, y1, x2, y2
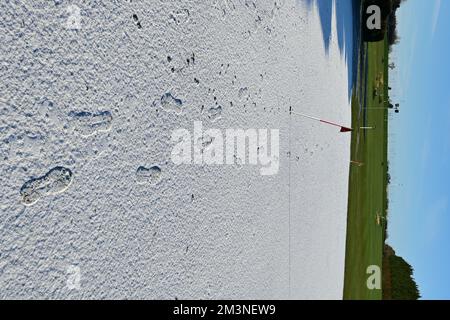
(388, 0, 450, 300)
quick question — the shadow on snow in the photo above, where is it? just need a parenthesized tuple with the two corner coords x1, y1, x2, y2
(301, 0, 360, 101)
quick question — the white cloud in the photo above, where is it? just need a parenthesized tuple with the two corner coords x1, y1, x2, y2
(396, 25, 418, 98)
(425, 197, 448, 243)
(431, 0, 441, 39)
(420, 116, 433, 169)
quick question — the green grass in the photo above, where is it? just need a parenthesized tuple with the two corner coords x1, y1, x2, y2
(343, 37, 389, 300)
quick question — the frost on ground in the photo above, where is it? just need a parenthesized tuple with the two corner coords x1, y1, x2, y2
(0, 0, 351, 299)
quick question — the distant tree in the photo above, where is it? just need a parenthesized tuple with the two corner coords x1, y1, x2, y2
(389, 255, 421, 300)
(383, 245, 421, 300)
(387, 0, 407, 46)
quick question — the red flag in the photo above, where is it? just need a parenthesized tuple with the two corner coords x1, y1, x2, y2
(320, 120, 353, 133)
(340, 126, 353, 133)
(291, 111, 353, 133)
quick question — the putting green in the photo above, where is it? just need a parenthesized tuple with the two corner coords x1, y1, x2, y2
(343, 37, 389, 300)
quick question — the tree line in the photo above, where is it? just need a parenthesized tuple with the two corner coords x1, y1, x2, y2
(387, 0, 407, 46)
(383, 245, 421, 300)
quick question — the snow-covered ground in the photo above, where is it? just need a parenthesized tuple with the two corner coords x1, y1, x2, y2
(0, 0, 351, 299)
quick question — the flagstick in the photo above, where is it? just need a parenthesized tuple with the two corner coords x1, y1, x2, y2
(291, 111, 352, 133)
(360, 126, 376, 130)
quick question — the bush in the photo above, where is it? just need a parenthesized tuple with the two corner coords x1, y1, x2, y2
(389, 255, 421, 300)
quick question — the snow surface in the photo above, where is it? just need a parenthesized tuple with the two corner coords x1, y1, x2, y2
(0, 0, 351, 299)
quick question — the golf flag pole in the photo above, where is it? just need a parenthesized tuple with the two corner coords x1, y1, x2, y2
(291, 111, 353, 133)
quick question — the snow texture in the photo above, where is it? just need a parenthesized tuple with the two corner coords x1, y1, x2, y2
(0, 0, 351, 299)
